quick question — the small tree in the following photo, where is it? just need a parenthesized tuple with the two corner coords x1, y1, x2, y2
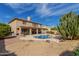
(57, 12, 79, 40)
(0, 23, 11, 39)
(51, 27, 57, 30)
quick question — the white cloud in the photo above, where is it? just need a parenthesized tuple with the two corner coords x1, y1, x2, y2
(5, 15, 11, 18)
(35, 3, 69, 18)
(5, 3, 35, 14)
(52, 4, 68, 9)
(51, 4, 79, 16)
(72, 7, 79, 12)
(36, 3, 79, 17)
(5, 3, 79, 17)
(36, 3, 52, 18)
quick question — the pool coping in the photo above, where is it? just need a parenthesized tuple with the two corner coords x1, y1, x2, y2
(19, 34, 60, 43)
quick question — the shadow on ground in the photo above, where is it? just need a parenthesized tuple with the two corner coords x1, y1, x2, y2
(0, 39, 17, 56)
(59, 50, 74, 56)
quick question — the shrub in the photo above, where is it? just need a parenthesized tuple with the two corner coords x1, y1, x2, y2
(73, 46, 79, 56)
(51, 27, 57, 30)
(0, 23, 11, 39)
(57, 12, 79, 40)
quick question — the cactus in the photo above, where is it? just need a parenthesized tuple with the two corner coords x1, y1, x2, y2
(57, 12, 79, 40)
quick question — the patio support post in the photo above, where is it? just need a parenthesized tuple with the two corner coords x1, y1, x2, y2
(41, 29, 43, 34)
(19, 28, 21, 35)
(29, 28, 32, 35)
(36, 29, 38, 34)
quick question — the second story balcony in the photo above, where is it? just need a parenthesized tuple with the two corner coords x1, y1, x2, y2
(16, 21, 48, 29)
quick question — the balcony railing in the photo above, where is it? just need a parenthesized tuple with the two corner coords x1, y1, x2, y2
(16, 22, 48, 29)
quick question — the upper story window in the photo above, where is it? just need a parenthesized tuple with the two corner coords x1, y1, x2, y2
(23, 21, 26, 24)
(38, 24, 41, 27)
(26, 22, 32, 26)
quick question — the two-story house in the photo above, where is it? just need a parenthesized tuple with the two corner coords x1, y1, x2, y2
(9, 17, 48, 36)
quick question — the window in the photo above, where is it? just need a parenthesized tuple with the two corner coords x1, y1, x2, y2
(23, 21, 26, 24)
(16, 33, 19, 35)
(17, 28, 19, 30)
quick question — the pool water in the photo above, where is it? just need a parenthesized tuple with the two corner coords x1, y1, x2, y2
(34, 35, 50, 39)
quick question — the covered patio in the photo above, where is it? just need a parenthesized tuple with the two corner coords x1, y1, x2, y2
(20, 26, 45, 35)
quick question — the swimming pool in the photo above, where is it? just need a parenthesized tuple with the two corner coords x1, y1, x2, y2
(34, 35, 51, 39)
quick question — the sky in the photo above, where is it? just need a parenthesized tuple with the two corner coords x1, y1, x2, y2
(0, 3, 79, 27)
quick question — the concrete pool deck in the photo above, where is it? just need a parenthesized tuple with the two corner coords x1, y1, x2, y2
(0, 36, 79, 56)
(19, 34, 60, 43)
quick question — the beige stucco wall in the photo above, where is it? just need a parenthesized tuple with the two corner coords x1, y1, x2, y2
(9, 20, 23, 36)
(9, 20, 17, 36)
(9, 19, 49, 36)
